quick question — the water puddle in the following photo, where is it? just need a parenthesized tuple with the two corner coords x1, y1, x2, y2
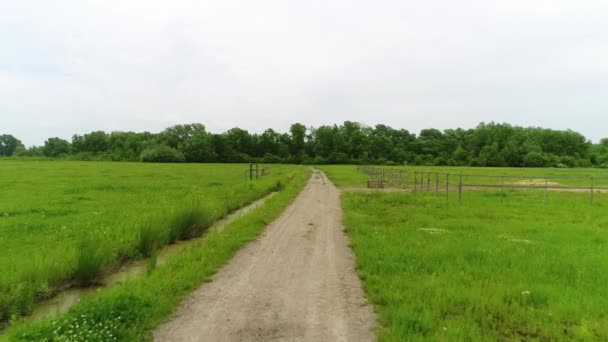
(26, 192, 277, 322)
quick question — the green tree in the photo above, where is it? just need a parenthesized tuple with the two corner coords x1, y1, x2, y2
(0, 134, 24, 156)
(289, 123, 306, 156)
(478, 143, 504, 167)
(42, 137, 71, 157)
(523, 151, 545, 167)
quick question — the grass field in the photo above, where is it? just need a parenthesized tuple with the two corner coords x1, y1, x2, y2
(320, 165, 608, 188)
(0, 160, 303, 322)
(3, 163, 309, 341)
(322, 166, 608, 341)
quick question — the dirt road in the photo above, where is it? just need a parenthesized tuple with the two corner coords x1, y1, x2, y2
(154, 170, 375, 342)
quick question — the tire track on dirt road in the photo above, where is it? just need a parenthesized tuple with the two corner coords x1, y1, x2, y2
(154, 170, 376, 342)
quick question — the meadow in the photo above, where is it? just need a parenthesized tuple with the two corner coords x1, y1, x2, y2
(0, 160, 302, 322)
(320, 165, 608, 341)
(321, 164, 608, 189)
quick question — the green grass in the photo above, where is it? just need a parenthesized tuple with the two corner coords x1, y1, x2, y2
(342, 189, 608, 341)
(2, 164, 309, 341)
(319, 164, 608, 188)
(316, 165, 369, 187)
(0, 160, 302, 321)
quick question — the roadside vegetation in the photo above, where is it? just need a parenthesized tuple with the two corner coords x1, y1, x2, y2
(340, 183, 608, 340)
(2, 164, 309, 341)
(0, 160, 302, 323)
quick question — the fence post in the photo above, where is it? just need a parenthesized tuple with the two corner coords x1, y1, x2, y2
(501, 176, 505, 204)
(249, 163, 253, 180)
(420, 172, 424, 192)
(544, 177, 549, 203)
(420, 171, 424, 192)
(256, 162, 259, 179)
(414, 171, 418, 192)
(590, 177, 595, 206)
(446, 174, 450, 201)
(435, 173, 439, 193)
(427, 172, 431, 192)
(458, 175, 463, 204)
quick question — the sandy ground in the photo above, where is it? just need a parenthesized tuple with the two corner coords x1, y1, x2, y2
(154, 170, 376, 342)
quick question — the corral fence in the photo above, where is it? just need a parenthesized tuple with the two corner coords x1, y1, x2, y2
(357, 166, 608, 205)
(243, 163, 272, 181)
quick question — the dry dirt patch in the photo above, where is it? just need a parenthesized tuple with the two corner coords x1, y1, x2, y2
(510, 179, 561, 187)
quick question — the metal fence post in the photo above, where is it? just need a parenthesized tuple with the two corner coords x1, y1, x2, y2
(458, 175, 463, 204)
(435, 173, 439, 193)
(414, 171, 418, 192)
(446, 174, 450, 201)
(427, 172, 431, 192)
(590, 177, 595, 206)
(420, 171, 424, 191)
(501, 176, 505, 204)
(544, 178, 549, 203)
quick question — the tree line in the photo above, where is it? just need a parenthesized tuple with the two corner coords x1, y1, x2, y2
(2, 122, 608, 167)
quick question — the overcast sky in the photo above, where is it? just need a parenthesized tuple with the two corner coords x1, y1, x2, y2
(1, 1, 607, 146)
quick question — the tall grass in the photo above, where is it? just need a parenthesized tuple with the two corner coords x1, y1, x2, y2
(3, 169, 309, 341)
(137, 222, 163, 258)
(74, 235, 110, 287)
(0, 161, 300, 321)
(167, 198, 216, 243)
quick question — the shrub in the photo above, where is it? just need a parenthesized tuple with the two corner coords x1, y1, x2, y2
(261, 153, 282, 164)
(139, 145, 185, 163)
(523, 151, 545, 167)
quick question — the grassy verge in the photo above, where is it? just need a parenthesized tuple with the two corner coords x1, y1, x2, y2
(2, 168, 309, 341)
(342, 190, 608, 341)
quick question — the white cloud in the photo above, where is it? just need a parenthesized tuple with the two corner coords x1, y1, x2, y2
(1, 0, 607, 145)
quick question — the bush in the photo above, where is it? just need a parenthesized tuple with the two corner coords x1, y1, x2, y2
(559, 156, 577, 168)
(261, 153, 282, 164)
(523, 151, 545, 167)
(140, 145, 185, 163)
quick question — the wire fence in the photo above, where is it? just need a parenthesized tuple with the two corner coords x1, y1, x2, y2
(357, 166, 608, 205)
(243, 163, 272, 181)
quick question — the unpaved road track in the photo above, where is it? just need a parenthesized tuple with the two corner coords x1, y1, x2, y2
(154, 170, 375, 342)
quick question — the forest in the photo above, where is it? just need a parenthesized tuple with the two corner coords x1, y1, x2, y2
(2, 122, 607, 167)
